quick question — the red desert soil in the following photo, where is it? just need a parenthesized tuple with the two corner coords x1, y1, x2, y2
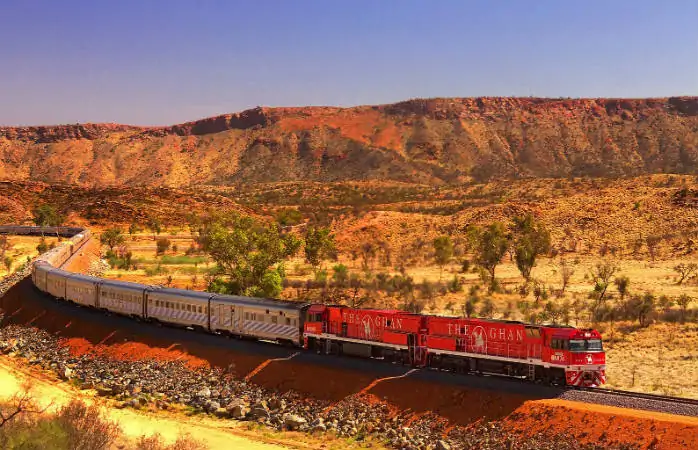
(502, 399, 698, 450)
(62, 338, 210, 370)
(61, 236, 101, 273)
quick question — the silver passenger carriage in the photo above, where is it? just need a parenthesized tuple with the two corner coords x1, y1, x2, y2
(32, 262, 54, 293)
(210, 295, 309, 345)
(98, 279, 150, 317)
(145, 288, 211, 329)
(64, 273, 100, 307)
(46, 268, 70, 299)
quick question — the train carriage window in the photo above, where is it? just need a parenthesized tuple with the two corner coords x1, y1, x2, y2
(187, 305, 191, 312)
(271, 316, 277, 324)
(245, 312, 250, 320)
(286, 318, 291, 326)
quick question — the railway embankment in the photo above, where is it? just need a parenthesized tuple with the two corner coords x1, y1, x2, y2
(0, 265, 32, 298)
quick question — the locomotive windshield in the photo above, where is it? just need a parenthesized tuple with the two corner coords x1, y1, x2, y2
(569, 339, 603, 352)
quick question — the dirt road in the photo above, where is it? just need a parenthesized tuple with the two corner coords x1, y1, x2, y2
(0, 358, 289, 449)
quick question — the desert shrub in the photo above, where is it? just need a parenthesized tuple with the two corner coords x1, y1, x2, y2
(156, 238, 171, 255)
(55, 400, 120, 450)
(479, 298, 496, 318)
(275, 208, 303, 226)
(0, 415, 69, 449)
(3, 256, 13, 273)
(99, 228, 125, 251)
(314, 269, 328, 285)
(134, 433, 206, 450)
(160, 255, 207, 265)
(332, 264, 349, 286)
(36, 237, 49, 254)
(0, 399, 119, 450)
(145, 263, 168, 277)
(447, 275, 462, 293)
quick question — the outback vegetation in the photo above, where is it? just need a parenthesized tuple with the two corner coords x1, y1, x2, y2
(2, 172, 698, 398)
(38, 174, 690, 398)
(0, 387, 205, 450)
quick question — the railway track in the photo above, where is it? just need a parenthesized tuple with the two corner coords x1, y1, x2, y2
(576, 387, 698, 406)
(561, 386, 698, 417)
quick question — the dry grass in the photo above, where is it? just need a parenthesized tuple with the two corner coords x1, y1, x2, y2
(601, 322, 698, 398)
(0, 235, 60, 277)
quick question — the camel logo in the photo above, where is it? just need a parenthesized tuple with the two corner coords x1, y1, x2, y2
(362, 316, 373, 338)
(471, 326, 487, 353)
(586, 354, 593, 365)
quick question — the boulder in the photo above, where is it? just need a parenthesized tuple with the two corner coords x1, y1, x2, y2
(61, 367, 73, 380)
(214, 407, 229, 418)
(268, 397, 286, 411)
(435, 440, 451, 450)
(197, 387, 212, 398)
(250, 405, 270, 420)
(283, 414, 307, 431)
(205, 400, 221, 413)
(95, 386, 114, 397)
(226, 400, 250, 420)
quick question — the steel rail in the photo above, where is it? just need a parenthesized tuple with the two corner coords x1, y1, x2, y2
(571, 386, 698, 406)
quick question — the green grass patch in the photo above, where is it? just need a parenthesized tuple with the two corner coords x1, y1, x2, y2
(135, 255, 208, 265)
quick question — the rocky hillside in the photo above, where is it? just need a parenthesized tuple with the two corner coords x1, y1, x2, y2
(1, 97, 697, 186)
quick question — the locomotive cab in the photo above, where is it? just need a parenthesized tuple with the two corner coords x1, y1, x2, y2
(303, 304, 328, 350)
(544, 328, 606, 387)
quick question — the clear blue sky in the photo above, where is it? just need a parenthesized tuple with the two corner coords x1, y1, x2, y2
(1, 0, 696, 126)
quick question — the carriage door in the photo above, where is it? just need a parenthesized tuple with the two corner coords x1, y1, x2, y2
(407, 334, 416, 365)
(219, 304, 233, 330)
(233, 306, 243, 333)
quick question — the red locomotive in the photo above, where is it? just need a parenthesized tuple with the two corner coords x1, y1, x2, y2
(304, 305, 605, 387)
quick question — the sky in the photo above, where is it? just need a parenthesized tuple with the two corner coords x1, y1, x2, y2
(1, 0, 696, 126)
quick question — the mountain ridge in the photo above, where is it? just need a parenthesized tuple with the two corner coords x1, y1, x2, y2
(1, 96, 697, 185)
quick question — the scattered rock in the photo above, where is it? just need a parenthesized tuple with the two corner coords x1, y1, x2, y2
(435, 440, 451, 450)
(226, 400, 249, 420)
(283, 414, 307, 431)
(61, 367, 73, 380)
(96, 386, 113, 397)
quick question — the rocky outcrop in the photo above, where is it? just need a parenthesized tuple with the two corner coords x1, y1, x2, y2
(1, 97, 697, 185)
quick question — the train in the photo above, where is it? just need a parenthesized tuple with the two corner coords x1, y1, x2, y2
(21, 226, 605, 387)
